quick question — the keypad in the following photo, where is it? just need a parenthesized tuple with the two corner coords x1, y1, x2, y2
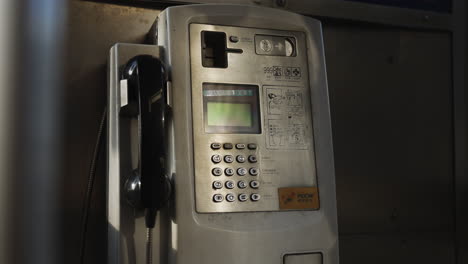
(209, 142, 260, 203)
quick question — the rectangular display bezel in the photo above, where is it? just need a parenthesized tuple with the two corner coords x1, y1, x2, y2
(203, 83, 261, 134)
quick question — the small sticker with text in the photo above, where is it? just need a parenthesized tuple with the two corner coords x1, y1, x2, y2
(278, 187, 319, 210)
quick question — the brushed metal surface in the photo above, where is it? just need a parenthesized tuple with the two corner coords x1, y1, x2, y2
(154, 5, 338, 264)
(190, 24, 317, 213)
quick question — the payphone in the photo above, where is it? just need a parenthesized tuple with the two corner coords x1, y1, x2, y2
(107, 4, 338, 264)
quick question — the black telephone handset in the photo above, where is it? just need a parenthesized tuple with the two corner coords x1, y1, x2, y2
(121, 55, 171, 228)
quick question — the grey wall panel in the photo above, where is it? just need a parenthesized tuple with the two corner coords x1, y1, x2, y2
(65, 2, 160, 263)
(323, 24, 454, 262)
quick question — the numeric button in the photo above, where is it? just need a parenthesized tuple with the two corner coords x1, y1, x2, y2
(250, 180, 260, 189)
(226, 193, 235, 202)
(236, 155, 246, 163)
(211, 154, 222, 163)
(238, 180, 247, 189)
(213, 194, 224, 202)
(237, 167, 247, 176)
(238, 193, 248, 202)
(225, 167, 234, 176)
(224, 155, 234, 163)
(212, 167, 222, 176)
(248, 155, 257, 163)
(212, 181, 223, 189)
(251, 193, 261, 201)
(225, 180, 235, 189)
(249, 168, 259, 176)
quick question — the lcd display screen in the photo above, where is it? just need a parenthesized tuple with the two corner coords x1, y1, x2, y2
(203, 83, 261, 134)
(207, 102, 252, 127)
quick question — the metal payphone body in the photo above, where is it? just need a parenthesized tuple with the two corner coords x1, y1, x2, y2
(108, 4, 338, 264)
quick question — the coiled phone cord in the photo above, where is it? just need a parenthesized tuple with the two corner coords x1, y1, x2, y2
(80, 107, 107, 264)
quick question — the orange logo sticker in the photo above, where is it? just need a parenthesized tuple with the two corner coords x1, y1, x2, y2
(278, 187, 320, 210)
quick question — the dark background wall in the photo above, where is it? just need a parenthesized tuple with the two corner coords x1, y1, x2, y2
(344, 0, 452, 13)
(66, 1, 456, 263)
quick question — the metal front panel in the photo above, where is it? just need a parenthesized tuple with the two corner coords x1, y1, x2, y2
(190, 24, 317, 213)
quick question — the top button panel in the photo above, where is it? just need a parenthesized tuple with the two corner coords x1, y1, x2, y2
(211, 142, 257, 150)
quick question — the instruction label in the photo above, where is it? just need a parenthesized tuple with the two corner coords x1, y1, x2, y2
(264, 86, 309, 150)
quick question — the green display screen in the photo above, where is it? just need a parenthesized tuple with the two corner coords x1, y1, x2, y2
(207, 102, 252, 127)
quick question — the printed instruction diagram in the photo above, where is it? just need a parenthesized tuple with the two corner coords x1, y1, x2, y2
(265, 87, 308, 150)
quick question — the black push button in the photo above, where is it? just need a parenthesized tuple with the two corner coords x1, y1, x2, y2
(248, 155, 257, 163)
(211, 143, 221, 149)
(248, 143, 257, 150)
(223, 143, 233, 149)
